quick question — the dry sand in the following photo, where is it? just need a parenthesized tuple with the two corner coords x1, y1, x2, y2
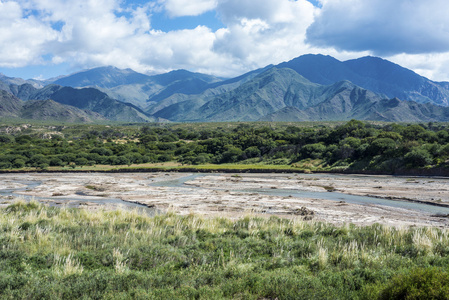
(1, 172, 448, 228)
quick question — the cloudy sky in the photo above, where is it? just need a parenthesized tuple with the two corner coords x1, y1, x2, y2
(1, 0, 449, 81)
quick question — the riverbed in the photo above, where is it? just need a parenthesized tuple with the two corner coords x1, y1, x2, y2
(1, 172, 449, 227)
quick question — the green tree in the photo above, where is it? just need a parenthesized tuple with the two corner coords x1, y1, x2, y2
(299, 143, 326, 159)
(401, 124, 426, 141)
(220, 146, 243, 163)
(366, 138, 397, 157)
(243, 146, 261, 159)
(404, 148, 432, 167)
(0, 134, 14, 143)
(29, 154, 49, 168)
(12, 158, 25, 169)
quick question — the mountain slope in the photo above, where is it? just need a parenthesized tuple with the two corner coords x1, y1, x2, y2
(0, 90, 105, 123)
(344, 56, 449, 106)
(145, 65, 272, 115)
(262, 97, 449, 122)
(277, 54, 449, 106)
(0, 90, 23, 118)
(0, 73, 45, 88)
(152, 68, 381, 122)
(21, 100, 105, 123)
(29, 85, 154, 123)
(51, 67, 223, 109)
(153, 67, 449, 123)
(53, 66, 151, 89)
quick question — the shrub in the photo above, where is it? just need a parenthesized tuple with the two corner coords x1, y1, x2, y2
(0, 162, 12, 169)
(404, 149, 433, 167)
(12, 159, 25, 169)
(378, 268, 449, 300)
(299, 143, 326, 159)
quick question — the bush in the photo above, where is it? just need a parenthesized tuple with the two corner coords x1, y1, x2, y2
(12, 159, 25, 169)
(90, 147, 113, 156)
(193, 153, 211, 165)
(367, 138, 397, 157)
(0, 162, 12, 169)
(0, 135, 14, 143)
(404, 149, 433, 167)
(378, 268, 449, 300)
(220, 146, 243, 163)
(158, 154, 173, 162)
(299, 143, 326, 159)
(29, 154, 50, 168)
(75, 158, 89, 166)
(49, 157, 64, 167)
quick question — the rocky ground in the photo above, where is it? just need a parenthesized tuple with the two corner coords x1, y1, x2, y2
(1, 172, 448, 228)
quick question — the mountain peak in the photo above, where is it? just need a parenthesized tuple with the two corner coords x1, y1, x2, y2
(276, 53, 449, 106)
(52, 66, 151, 89)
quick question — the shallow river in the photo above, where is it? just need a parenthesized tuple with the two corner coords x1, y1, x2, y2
(1, 173, 449, 216)
(151, 173, 449, 215)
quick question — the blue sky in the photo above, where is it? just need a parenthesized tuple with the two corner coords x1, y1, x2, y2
(1, 0, 449, 81)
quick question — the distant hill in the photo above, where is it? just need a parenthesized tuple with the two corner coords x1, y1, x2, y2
(51, 67, 223, 109)
(0, 90, 105, 123)
(0, 90, 23, 118)
(53, 66, 151, 89)
(145, 65, 272, 115)
(27, 85, 155, 123)
(277, 54, 449, 106)
(0, 73, 45, 88)
(21, 100, 105, 123)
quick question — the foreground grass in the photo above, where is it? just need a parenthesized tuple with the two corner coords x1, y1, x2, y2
(1, 200, 449, 299)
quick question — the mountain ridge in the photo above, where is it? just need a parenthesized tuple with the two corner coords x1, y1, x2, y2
(2, 53, 449, 123)
(277, 54, 449, 106)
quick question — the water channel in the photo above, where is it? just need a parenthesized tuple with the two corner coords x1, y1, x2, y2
(0, 179, 157, 215)
(149, 173, 449, 215)
(1, 173, 449, 216)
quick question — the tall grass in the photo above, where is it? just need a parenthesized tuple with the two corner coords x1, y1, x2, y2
(1, 199, 449, 299)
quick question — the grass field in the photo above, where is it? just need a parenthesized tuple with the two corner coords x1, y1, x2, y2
(1, 199, 449, 299)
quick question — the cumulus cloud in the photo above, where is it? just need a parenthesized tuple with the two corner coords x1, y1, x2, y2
(4, 0, 449, 81)
(0, 1, 58, 67)
(161, 0, 217, 17)
(213, 0, 316, 71)
(306, 0, 449, 55)
(0, 0, 319, 78)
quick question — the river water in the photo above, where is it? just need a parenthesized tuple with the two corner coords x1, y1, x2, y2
(1, 173, 449, 216)
(0, 178, 156, 214)
(150, 173, 449, 215)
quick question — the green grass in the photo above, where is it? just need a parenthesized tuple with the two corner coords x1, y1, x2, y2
(1, 199, 449, 299)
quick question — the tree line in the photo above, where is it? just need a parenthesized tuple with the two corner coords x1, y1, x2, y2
(0, 120, 448, 172)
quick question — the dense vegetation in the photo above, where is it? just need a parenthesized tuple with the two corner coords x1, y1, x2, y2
(1, 200, 448, 299)
(0, 120, 448, 173)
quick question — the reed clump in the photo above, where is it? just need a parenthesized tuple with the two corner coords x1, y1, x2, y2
(1, 199, 448, 299)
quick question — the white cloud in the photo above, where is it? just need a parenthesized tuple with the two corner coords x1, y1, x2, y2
(161, 0, 217, 17)
(2, 0, 153, 69)
(307, 0, 449, 55)
(3, 0, 449, 82)
(0, 0, 319, 78)
(213, 0, 317, 72)
(0, 1, 57, 67)
(385, 53, 449, 83)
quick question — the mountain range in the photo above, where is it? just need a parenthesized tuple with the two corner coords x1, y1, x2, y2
(1, 54, 449, 123)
